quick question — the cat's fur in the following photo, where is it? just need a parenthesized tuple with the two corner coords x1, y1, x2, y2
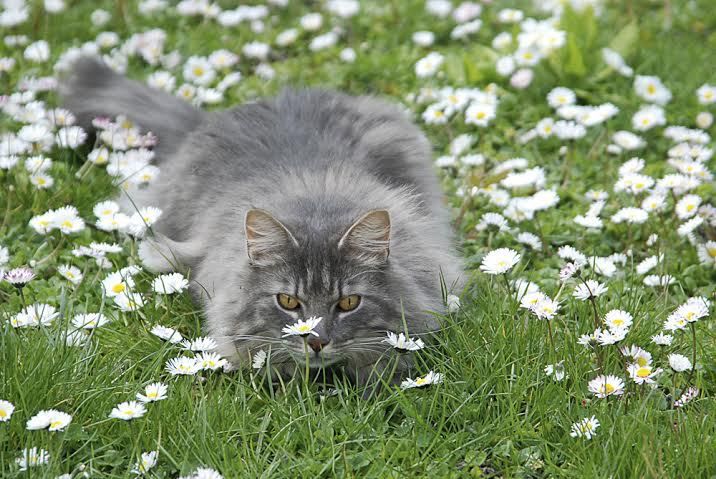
(62, 58, 462, 384)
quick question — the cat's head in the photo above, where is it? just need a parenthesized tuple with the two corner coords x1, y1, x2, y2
(230, 207, 424, 371)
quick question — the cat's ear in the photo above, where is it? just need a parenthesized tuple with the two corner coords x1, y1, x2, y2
(245, 209, 298, 265)
(339, 209, 391, 264)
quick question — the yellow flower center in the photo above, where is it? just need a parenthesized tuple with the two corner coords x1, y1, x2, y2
(416, 377, 428, 386)
(147, 391, 157, 398)
(50, 420, 63, 429)
(612, 319, 624, 326)
(476, 111, 486, 119)
(636, 367, 651, 378)
(36, 177, 46, 185)
(0, 410, 7, 418)
(297, 325, 311, 333)
(708, 247, 716, 258)
(637, 357, 649, 367)
(193, 67, 204, 76)
(112, 283, 126, 293)
(647, 84, 656, 94)
(61, 220, 73, 228)
(686, 204, 695, 211)
(603, 383, 615, 394)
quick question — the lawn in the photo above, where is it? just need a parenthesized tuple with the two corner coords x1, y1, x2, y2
(1, 0, 715, 477)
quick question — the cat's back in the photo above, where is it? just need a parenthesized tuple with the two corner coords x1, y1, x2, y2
(184, 88, 443, 210)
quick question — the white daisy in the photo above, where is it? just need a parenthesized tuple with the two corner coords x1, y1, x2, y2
(479, 248, 520, 275)
(152, 272, 189, 294)
(165, 356, 201, 376)
(588, 375, 625, 398)
(0, 400, 15, 422)
(383, 331, 425, 352)
(109, 401, 147, 420)
(281, 316, 323, 337)
(400, 371, 444, 389)
(136, 382, 168, 403)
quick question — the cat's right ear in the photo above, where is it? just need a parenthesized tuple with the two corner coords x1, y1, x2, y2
(244, 209, 298, 266)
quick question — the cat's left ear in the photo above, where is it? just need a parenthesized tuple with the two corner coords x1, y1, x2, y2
(338, 209, 391, 264)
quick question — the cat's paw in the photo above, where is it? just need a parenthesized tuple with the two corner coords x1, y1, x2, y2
(138, 237, 180, 273)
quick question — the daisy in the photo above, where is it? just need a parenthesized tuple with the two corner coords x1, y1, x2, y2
(588, 375, 625, 398)
(544, 361, 566, 381)
(677, 216, 703, 237)
(16, 447, 50, 471)
(151, 325, 184, 343)
(557, 245, 587, 267)
(464, 102, 496, 127)
(131, 451, 159, 475)
(183, 56, 216, 86)
(674, 387, 699, 408)
(88, 147, 110, 165)
(632, 105, 666, 131)
(127, 206, 163, 237)
(573, 280, 608, 301)
(697, 241, 716, 266)
(446, 294, 461, 313)
(252, 350, 267, 369)
(596, 327, 628, 346)
(532, 297, 560, 320)
(113, 292, 145, 312)
(634, 75, 672, 104)
(415, 52, 444, 78)
(643, 275, 675, 287)
(26, 409, 72, 431)
(620, 345, 652, 367)
(475, 212, 509, 232)
(109, 401, 147, 420)
(570, 416, 600, 440)
(604, 309, 633, 330)
(57, 264, 83, 285)
(651, 333, 673, 346)
(0, 400, 15, 422)
(696, 84, 716, 104)
(166, 356, 201, 375)
(152, 272, 189, 294)
(197, 352, 228, 371)
(516, 232, 542, 250)
(627, 363, 662, 384)
(674, 297, 709, 323)
(137, 382, 168, 403)
(182, 336, 217, 352)
(400, 371, 444, 389)
(72, 313, 110, 329)
(281, 316, 323, 337)
(3, 267, 35, 287)
(547, 87, 576, 108)
(383, 332, 425, 351)
(101, 271, 135, 297)
(668, 354, 692, 372)
(11, 303, 59, 328)
(479, 248, 520, 275)
(675, 194, 701, 219)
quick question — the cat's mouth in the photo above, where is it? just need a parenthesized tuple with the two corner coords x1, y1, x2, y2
(284, 347, 343, 368)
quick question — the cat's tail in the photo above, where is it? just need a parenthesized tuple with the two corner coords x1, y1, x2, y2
(60, 57, 203, 158)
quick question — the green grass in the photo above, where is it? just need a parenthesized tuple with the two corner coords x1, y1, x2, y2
(1, 0, 716, 477)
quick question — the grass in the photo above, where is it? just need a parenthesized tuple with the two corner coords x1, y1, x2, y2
(1, 0, 716, 477)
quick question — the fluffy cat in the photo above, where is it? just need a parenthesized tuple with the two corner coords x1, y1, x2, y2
(62, 58, 462, 385)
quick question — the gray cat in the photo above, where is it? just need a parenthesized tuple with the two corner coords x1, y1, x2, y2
(62, 58, 462, 385)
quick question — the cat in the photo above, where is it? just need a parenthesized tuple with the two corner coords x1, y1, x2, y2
(62, 58, 463, 385)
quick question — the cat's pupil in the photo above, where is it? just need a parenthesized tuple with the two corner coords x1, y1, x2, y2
(277, 294, 300, 310)
(338, 295, 361, 312)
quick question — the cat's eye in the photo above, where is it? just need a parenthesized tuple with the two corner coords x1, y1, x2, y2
(277, 293, 301, 310)
(337, 295, 361, 312)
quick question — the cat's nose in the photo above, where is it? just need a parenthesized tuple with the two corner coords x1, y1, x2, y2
(307, 336, 330, 353)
